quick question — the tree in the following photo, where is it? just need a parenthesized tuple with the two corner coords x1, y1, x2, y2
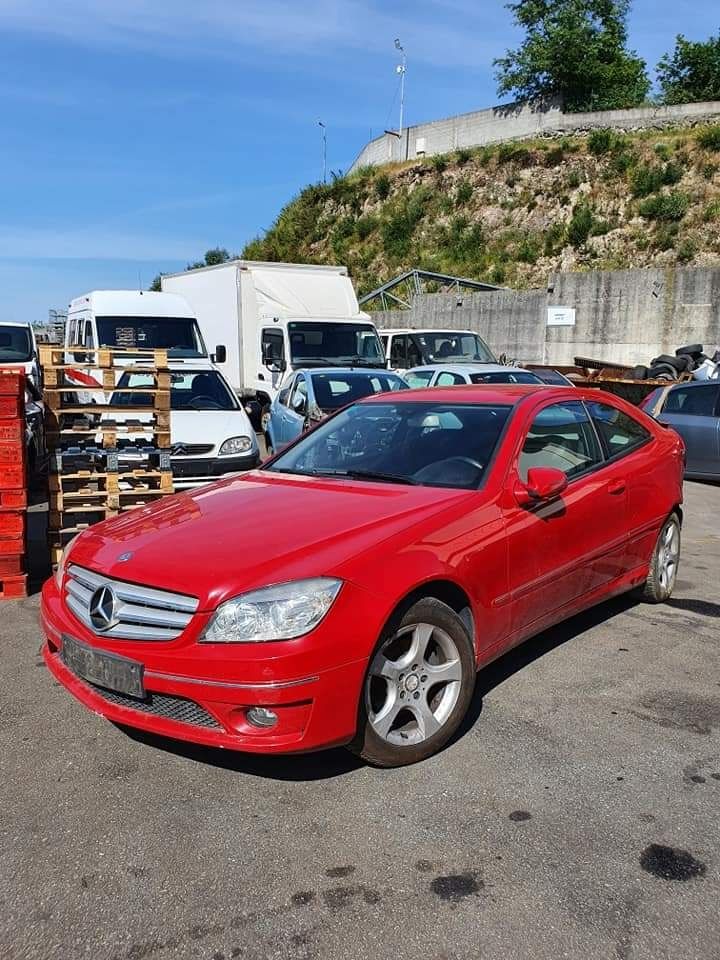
(657, 33, 720, 105)
(494, 0, 650, 112)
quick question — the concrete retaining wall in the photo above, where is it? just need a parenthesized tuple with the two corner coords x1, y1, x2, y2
(371, 267, 720, 367)
(350, 99, 720, 172)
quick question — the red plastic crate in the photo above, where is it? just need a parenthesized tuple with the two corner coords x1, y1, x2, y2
(0, 371, 24, 395)
(0, 574, 28, 600)
(0, 441, 25, 465)
(0, 396, 23, 419)
(0, 555, 24, 577)
(0, 490, 27, 509)
(0, 538, 25, 557)
(0, 512, 24, 540)
(0, 464, 26, 490)
(0, 421, 23, 443)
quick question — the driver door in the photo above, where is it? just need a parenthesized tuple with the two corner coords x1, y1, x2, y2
(280, 374, 307, 443)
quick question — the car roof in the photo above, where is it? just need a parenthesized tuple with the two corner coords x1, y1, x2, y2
(295, 367, 402, 378)
(406, 363, 527, 375)
(380, 328, 476, 335)
(361, 383, 559, 406)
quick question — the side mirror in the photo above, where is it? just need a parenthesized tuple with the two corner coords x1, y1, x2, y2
(213, 344, 227, 364)
(292, 394, 306, 413)
(514, 466, 568, 505)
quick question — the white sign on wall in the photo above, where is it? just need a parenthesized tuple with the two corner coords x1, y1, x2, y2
(547, 306, 576, 327)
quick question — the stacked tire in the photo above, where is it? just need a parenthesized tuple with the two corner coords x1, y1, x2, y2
(633, 344, 714, 381)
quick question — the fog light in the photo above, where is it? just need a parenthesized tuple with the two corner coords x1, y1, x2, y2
(246, 706, 278, 729)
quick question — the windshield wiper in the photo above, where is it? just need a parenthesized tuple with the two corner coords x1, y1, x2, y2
(343, 469, 417, 485)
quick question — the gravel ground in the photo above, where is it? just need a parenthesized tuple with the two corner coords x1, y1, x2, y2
(2, 481, 719, 960)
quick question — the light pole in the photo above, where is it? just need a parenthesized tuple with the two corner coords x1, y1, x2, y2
(394, 38, 406, 137)
(318, 120, 327, 184)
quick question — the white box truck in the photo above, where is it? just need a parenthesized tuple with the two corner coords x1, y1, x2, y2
(161, 260, 385, 427)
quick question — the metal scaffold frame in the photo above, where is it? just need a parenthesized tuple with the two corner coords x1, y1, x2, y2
(359, 269, 502, 311)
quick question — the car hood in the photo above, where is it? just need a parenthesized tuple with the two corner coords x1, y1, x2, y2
(170, 409, 253, 448)
(69, 471, 472, 609)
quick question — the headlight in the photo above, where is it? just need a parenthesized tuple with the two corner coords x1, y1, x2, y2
(201, 577, 342, 643)
(219, 436, 254, 456)
(54, 534, 80, 589)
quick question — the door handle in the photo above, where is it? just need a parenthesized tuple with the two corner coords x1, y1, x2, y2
(607, 479, 626, 495)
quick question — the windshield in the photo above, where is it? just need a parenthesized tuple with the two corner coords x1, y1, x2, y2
(413, 332, 494, 364)
(469, 370, 541, 384)
(266, 400, 511, 489)
(288, 322, 385, 367)
(311, 372, 408, 410)
(0, 326, 32, 362)
(96, 316, 206, 358)
(113, 370, 238, 411)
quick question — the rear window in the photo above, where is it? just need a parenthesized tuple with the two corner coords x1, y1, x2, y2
(663, 384, 719, 417)
(470, 371, 541, 384)
(311, 373, 407, 409)
(587, 401, 651, 458)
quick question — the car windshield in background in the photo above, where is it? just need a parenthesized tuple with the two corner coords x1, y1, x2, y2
(266, 401, 511, 489)
(414, 332, 494, 364)
(288, 322, 385, 367)
(311, 372, 408, 410)
(95, 317, 205, 358)
(0, 326, 32, 362)
(113, 371, 238, 411)
(469, 371, 541, 384)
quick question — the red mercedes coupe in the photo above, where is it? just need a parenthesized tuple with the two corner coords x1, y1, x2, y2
(42, 386, 684, 767)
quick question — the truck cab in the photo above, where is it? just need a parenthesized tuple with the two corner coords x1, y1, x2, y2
(379, 328, 496, 373)
(0, 321, 41, 389)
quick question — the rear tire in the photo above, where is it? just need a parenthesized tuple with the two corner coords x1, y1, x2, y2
(635, 513, 681, 604)
(348, 598, 476, 768)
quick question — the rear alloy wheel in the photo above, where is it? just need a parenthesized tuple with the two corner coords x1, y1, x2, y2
(349, 599, 476, 767)
(636, 513, 681, 603)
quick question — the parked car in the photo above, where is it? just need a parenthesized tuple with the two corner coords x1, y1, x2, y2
(44, 386, 684, 767)
(110, 365, 259, 488)
(266, 367, 408, 454)
(380, 328, 496, 372)
(641, 380, 719, 481)
(404, 363, 544, 389)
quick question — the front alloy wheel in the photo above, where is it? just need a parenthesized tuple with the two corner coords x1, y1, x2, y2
(349, 598, 476, 767)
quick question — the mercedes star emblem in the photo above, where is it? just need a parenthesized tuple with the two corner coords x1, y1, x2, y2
(117, 552, 133, 563)
(89, 585, 119, 633)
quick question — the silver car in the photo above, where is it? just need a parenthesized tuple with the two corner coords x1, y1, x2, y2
(642, 380, 720, 481)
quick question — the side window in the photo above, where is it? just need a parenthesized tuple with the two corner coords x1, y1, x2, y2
(390, 335, 407, 368)
(405, 370, 434, 389)
(586, 401, 651, 458)
(278, 378, 293, 406)
(407, 337, 421, 367)
(663, 384, 719, 417)
(519, 401, 602, 481)
(380, 336, 388, 354)
(290, 375, 307, 413)
(436, 371, 465, 386)
(261, 329, 284, 364)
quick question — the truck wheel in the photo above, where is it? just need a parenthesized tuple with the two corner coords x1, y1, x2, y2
(634, 513, 681, 604)
(348, 599, 476, 768)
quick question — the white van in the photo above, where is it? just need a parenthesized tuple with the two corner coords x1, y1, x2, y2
(378, 328, 496, 373)
(0, 321, 41, 389)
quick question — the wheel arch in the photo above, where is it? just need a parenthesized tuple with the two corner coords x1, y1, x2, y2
(381, 578, 476, 651)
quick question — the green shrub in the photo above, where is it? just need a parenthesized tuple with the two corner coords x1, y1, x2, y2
(609, 148, 637, 175)
(489, 264, 506, 284)
(638, 191, 690, 221)
(588, 129, 616, 155)
(355, 214, 378, 240)
(517, 235, 541, 263)
(703, 199, 720, 222)
(697, 125, 720, 150)
(455, 179, 473, 205)
(654, 143, 671, 160)
(497, 143, 530, 165)
(677, 238, 698, 263)
(654, 223, 680, 251)
(431, 154, 448, 173)
(567, 203, 596, 247)
(455, 147, 472, 166)
(702, 162, 718, 180)
(333, 216, 354, 241)
(544, 222, 566, 256)
(566, 169, 582, 189)
(662, 162, 684, 186)
(375, 173, 391, 200)
(630, 164, 664, 198)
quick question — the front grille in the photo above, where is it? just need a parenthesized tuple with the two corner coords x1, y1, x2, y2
(88, 682, 221, 729)
(65, 565, 199, 641)
(172, 443, 214, 457)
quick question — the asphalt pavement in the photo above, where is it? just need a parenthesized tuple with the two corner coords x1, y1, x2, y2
(2, 481, 719, 960)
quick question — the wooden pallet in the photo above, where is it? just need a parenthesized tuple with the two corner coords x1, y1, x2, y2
(49, 447, 172, 474)
(39, 345, 169, 369)
(50, 472, 173, 508)
(43, 366, 171, 390)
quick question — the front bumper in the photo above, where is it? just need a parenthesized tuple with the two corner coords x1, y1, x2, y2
(171, 451, 261, 489)
(40, 577, 371, 754)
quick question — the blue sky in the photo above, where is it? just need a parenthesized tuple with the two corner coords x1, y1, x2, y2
(0, 0, 716, 324)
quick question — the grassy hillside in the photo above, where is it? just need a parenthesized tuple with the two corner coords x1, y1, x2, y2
(242, 124, 720, 296)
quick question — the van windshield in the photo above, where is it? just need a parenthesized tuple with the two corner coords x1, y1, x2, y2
(95, 317, 206, 358)
(412, 332, 494, 364)
(0, 326, 32, 362)
(288, 322, 385, 368)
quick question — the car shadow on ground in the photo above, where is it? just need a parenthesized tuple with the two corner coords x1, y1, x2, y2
(118, 594, 641, 781)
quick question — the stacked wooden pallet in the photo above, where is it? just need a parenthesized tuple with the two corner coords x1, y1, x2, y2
(40, 347, 175, 565)
(0, 369, 28, 599)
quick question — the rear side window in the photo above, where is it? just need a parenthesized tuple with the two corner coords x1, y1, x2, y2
(663, 384, 719, 417)
(519, 401, 602, 481)
(587, 401, 650, 458)
(405, 370, 434, 389)
(436, 371, 466, 386)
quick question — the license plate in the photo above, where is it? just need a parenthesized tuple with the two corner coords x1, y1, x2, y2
(62, 635, 145, 699)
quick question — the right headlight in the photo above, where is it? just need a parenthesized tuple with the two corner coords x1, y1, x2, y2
(201, 577, 343, 643)
(54, 533, 80, 589)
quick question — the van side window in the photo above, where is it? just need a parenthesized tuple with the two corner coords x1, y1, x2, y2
(390, 336, 407, 368)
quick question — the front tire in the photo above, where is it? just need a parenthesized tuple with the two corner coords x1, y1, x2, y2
(348, 598, 476, 768)
(635, 513, 681, 603)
